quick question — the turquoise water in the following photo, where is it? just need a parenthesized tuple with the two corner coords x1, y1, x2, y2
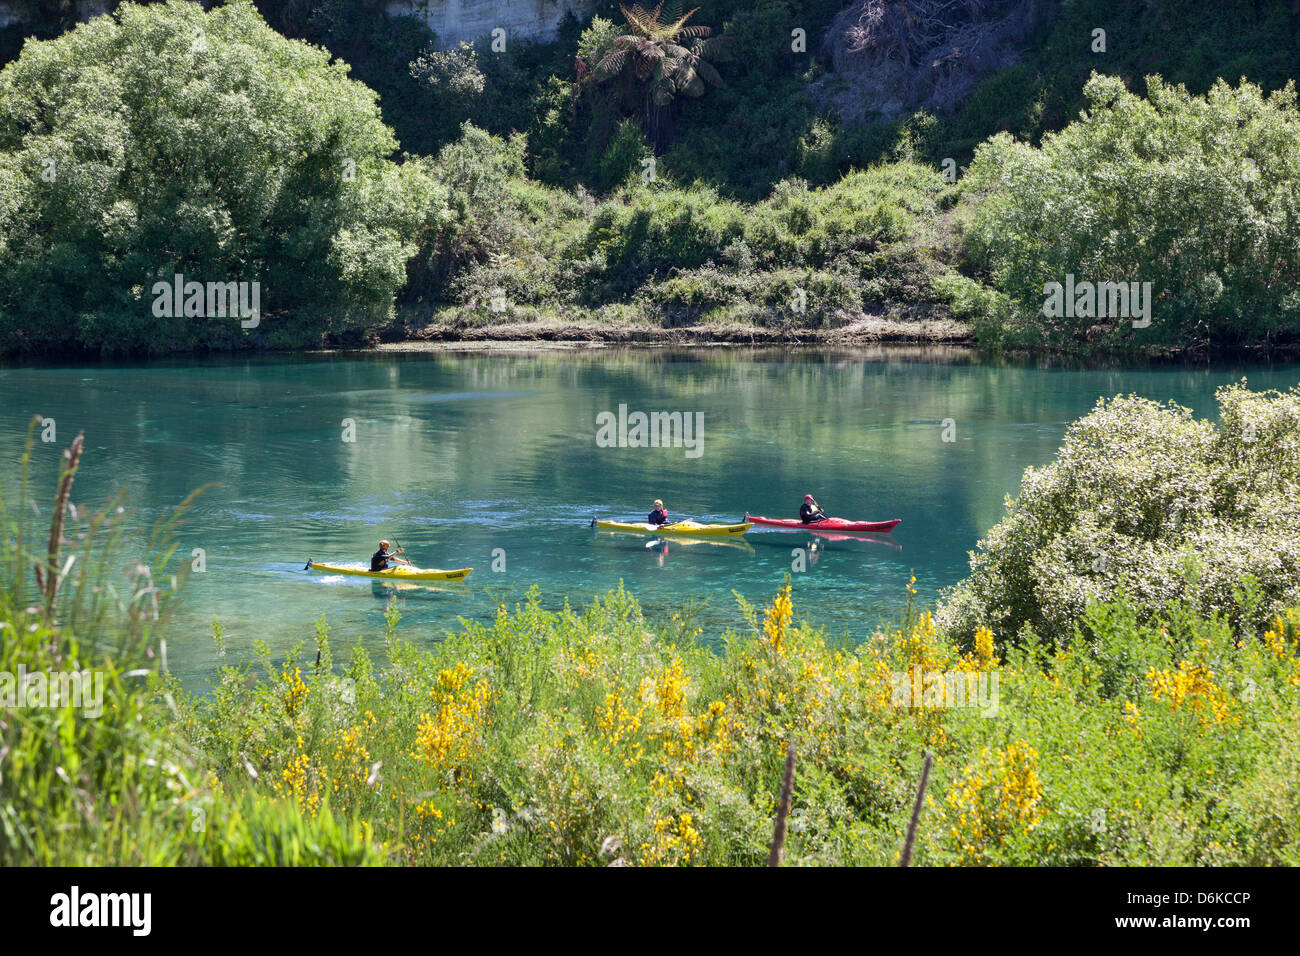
(3, 347, 1298, 684)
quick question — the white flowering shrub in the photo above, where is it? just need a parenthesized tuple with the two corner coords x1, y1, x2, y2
(939, 382, 1300, 645)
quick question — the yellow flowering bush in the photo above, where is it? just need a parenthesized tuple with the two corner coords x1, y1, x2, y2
(281, 665, 308, 718)
(640, 813, 703, 866)
(412, 662, 493, 772)
(1147, 652, 1237, 728)
(176, 581, 1300, 867)
(945, 741, 1047, 863)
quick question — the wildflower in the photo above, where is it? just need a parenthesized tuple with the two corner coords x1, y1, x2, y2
(945, 741, 1046, 863)
(973, 627, 998, 668)
(1147, 660, 1237, 727)
(411, 662, 492, 772)
(281, 665, 308, 717)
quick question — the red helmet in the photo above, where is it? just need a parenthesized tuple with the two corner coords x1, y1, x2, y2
(804, 494, 814, 501)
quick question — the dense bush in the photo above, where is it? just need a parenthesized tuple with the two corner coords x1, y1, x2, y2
(962, 73, 1300, 350)
(173, 580, 1300, 866)
(413, 140, 966, 326)
(404, 123, 586, 306)
(0, 0, 445, 355)
(938, 383, 1300, 646)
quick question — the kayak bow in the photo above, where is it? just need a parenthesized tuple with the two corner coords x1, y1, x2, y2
(305, 559, 473, 581)
(745, 514, 901, 533)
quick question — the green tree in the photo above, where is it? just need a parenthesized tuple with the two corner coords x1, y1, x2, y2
(0, 0, 445, 355)
(962, 73, 1300, 351)
(591, 3, 729, 149)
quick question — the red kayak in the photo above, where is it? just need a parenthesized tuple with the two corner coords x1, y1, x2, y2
(745, 514, 901, 533)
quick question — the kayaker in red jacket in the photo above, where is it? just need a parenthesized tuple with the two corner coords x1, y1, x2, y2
(649, 499, 670, 526)
(800, 494, 829, 523)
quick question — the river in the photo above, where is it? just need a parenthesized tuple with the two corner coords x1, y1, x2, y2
(4, 346, 1297, 684)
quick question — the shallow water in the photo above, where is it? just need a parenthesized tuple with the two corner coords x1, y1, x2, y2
(4, 346, 1297, 685)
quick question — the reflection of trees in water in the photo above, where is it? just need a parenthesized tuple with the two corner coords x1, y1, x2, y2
(3, 351, 1262, 558)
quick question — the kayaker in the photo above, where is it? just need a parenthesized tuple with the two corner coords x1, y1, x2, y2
(648, 499, 670, 526)
(370, 540, 401, 572)
(800, 494, 829, 524)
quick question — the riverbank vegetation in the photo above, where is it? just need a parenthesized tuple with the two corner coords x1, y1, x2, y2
(0, 1, 1297, 356)
(163, 581, 1300, 866)
(0, 424, 382, 864)
(4, 379, 1300, 865)
(939, 381, 1300, 645)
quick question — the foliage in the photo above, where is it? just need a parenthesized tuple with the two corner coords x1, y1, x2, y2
(174, 579, 1300, 866)
(0, 423, 379, 864)
(938, 383, 1300, 646)
(410, 41, 487, 102)
(404, 124, 586, 305)
(0, 0, 444, 355)
(962, 73, 1300, 350)
(410, 139, 965, 328)
(589, 2, 729, 149)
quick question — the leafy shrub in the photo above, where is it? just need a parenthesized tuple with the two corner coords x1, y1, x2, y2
(579, 183, 748, 297)
(963, 73, 1300, 350)
(409, 41, 486, 113)
(406, 123, 585, 305)
(938, 383, 1300, 646)
(931, 271, 1011, 337)
(0, 0, 443, 355)
(640, 265, 861, 321)
(595, 119, 653, 193)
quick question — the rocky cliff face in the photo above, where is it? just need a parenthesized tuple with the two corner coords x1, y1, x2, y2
(811, 0, 1050, 124)
(386, 0, 595, 48)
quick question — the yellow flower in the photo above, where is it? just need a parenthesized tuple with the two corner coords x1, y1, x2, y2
(762, 584, 793, 654)
(281, 665, 308, 717)
(973, 627, 998, 668)
(1147, 660, 1237, 727)
(411, 662, 493, 771)
(640, 812, 703, 866)
(945, 741, 1046, 863)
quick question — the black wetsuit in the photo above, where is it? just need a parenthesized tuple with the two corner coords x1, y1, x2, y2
(800, 503, 828, 524)
(370, 548, 396, 572)
(649, 508, 669, 526)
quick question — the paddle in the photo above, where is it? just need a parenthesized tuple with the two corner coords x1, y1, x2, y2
(392, 539, 412, 566)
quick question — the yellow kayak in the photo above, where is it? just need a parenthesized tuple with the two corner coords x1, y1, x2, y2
(593, 519, 752, 537)
(306, 560, 473, 581)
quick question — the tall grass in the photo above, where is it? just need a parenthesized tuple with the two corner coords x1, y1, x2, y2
(0, 419, 380, 865)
